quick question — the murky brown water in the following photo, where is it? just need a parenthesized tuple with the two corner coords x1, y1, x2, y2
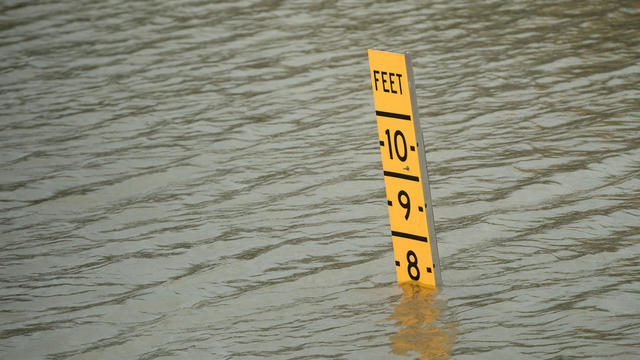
(1, 0, 639, 359)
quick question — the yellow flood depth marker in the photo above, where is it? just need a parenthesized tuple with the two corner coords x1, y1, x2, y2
(368, 49, 442, 288)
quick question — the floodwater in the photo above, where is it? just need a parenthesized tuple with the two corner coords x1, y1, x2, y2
(1, 0, 639, 359)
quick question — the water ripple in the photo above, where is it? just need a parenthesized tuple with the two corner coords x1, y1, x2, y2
(1, 0, 639, 358)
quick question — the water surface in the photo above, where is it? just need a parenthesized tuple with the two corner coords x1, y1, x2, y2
(1, 0, 639, 359)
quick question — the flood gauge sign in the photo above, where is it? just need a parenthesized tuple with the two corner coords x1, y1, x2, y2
(368, 49, 442, 288)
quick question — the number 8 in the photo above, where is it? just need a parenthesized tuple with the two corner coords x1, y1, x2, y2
(407, 250, 420, 280)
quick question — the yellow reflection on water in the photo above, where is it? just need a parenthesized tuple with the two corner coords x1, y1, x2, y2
(388, 283, 457, 359)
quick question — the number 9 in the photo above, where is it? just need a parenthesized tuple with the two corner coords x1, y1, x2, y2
(398, 190, 410, 220)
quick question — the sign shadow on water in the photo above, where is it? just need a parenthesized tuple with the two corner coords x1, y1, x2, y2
(388, 283, 457, 359)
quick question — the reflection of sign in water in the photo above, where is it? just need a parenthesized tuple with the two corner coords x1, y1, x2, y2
(388, 283, 457, 359)
(368, 49, 442, 288)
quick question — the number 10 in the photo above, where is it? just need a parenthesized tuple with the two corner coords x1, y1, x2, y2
(384, 129, 407, 161)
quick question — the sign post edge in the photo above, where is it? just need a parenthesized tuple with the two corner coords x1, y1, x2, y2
(404, 52, 443, 288)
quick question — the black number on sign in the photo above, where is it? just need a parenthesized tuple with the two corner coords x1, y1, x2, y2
(384, 129, 393, 159)
(398, 190, 411, 220)
(384, 129, 408, 161)
(407, 250, 420, 280)
(394, 130, 407, 161)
